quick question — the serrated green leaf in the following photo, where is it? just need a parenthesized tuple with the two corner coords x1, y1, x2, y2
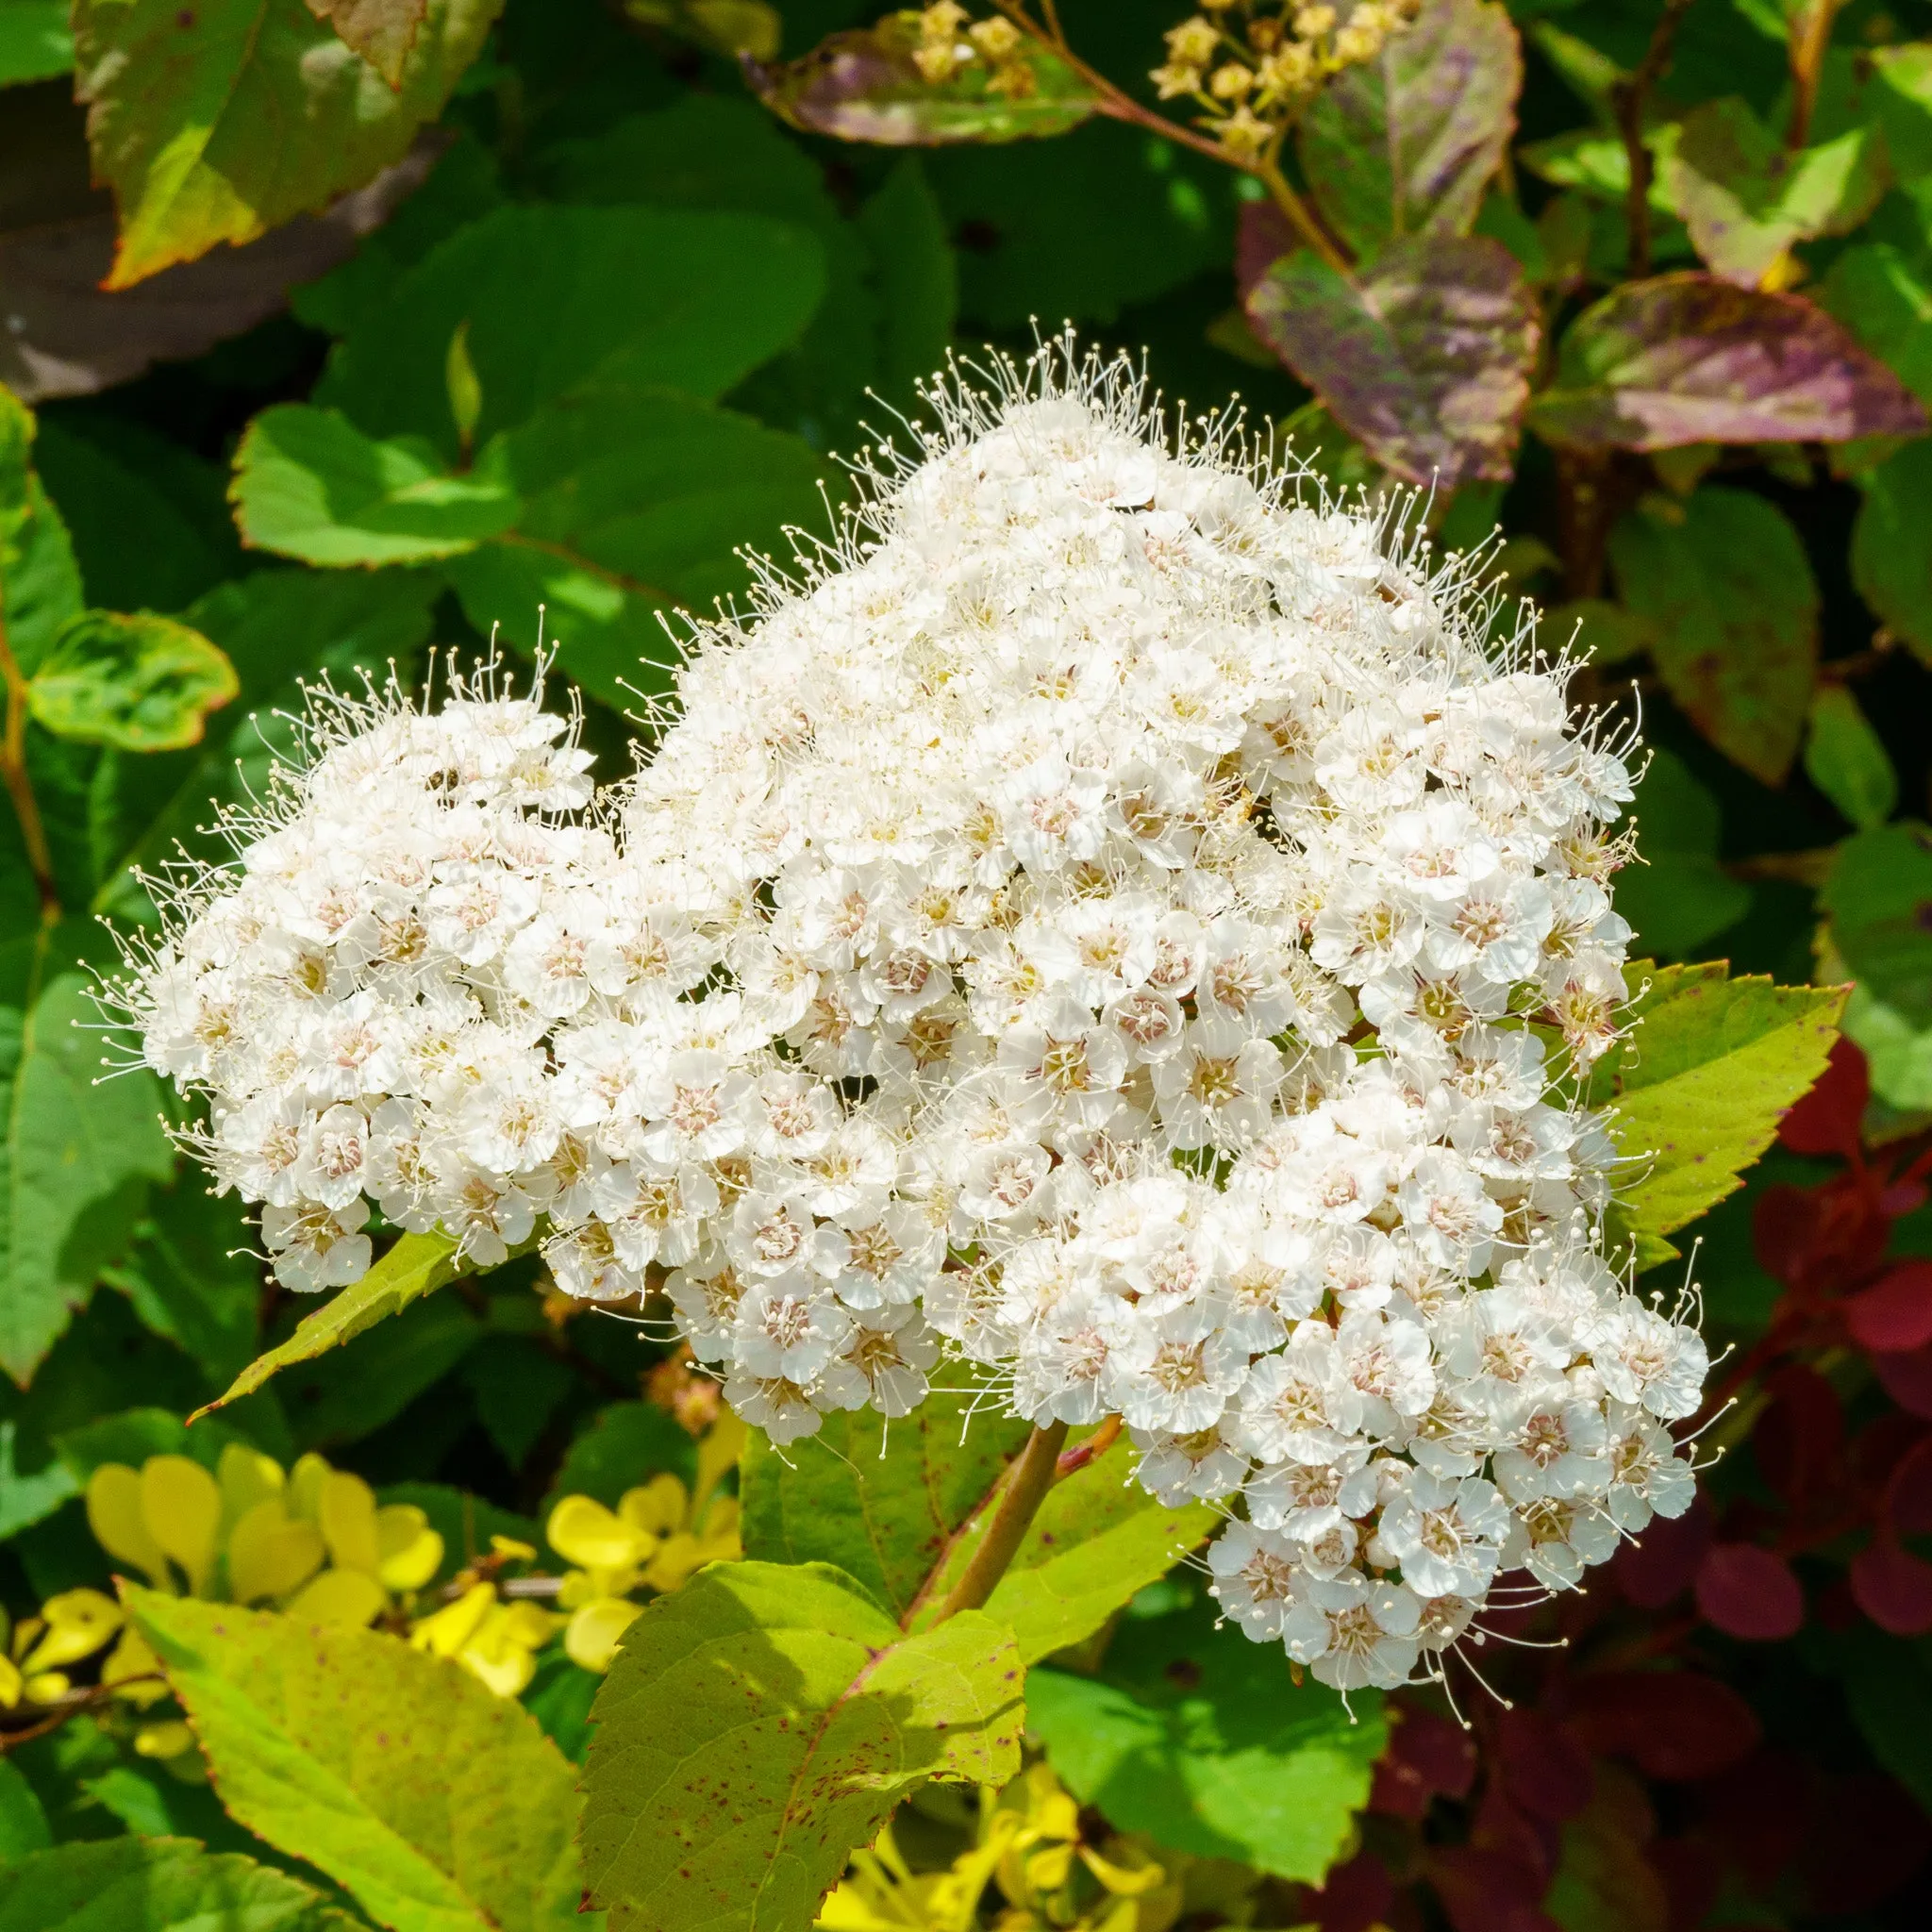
(1607, 488, 1817, 785)
(0, 1836, 358, 1931)
(1027, 1596, 1384, 1883)
(315, 206, 827, 460)
(0, 3, 72, 87)
(739, 1390, 1030, 1623)
(231, 406, 520, 566)
(27, 611, 238, 753)
(125, 1590, 588, 1932)
(441, 389, 826, 709)
(71, 0, 502, 289)
(913, 1439, 1216, 1665)
(1591, 960, 1845, 1258)
(581, 1560, 1023, 1931)
(194, 1227, 464, 1420)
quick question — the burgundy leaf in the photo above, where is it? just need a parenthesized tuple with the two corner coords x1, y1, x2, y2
(1777, 1035, 1870, 1159)
(1528, 274, 1926, 450)
(744, 27, 1097, 145)
(1874, 1342, 1932, 1419)
(1247, 234, 1537, 485)
(1370, 1705, 1477, 1817)
(1850, 1533, 1932, 1634)
(1845, 1260, 1932, 1354)
(1565, 1672, 1762, 1780)
(1424, 1845, 1558, 1932)
(1615, 1492, 1712, 1608)
(1753, 1365, 1844, 1509)
(1236, 201, 1298, 301)
(1693, 1543, 1805, 1641)
(1304, 1849, 1397, 1932)
(1296, 0, 1523, 257)
(1495, 1708, 1595, 1824)
(1887, 1433, 1932, 1537)
(1796, 1774, 1932, 1912)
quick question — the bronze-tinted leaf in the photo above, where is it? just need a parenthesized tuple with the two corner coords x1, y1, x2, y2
(1530, 274, 1926, 450)
(305, 0, 427, 88)
(1245, 234, 1537, 485)
(1298, 0, 1522, 256)
(745, 23, 1097, 145)
(1661, 97, 1885, 289)
(1608, 487, 1818, 785)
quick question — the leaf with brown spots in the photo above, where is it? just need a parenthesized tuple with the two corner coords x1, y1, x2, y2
(582, 1561, 1022, 1931)
(306, 0, 427, 88)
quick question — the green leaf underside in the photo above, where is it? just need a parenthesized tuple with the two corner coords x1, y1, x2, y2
(1026, 1600, 1386, 1883)
(912, 1439, 1218, 1664)
(125, 1591, 587, 1932)
(194, 1226, 463, 1418)
(582, 1561, 1022, 1932)
(71, 0, 503, 290)
(1594, 961, 1845, 1262)
(0, 1836, 359, 1932)
(231, 406, 520, 565)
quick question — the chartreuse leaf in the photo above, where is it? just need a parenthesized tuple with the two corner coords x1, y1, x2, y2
(0, 3, 72, 88)
(911, 1438, 1216, 1664)
(747, 19, 1098, 144)
(0, 1836, 359, 1931)
(581, 1560, 1023, 1931)
(740, 1389, 1030, 1622)
(231, 406, 520, 566)
(194, 1228, 463, 1420)
(70, 0, 501, 289)
(0, 929, 175, 1385)
(314, 206, 827, 459)
(26, 612, 238, 753)
(1589, 961, 1845, 1266)
(1027, 1595, 1385, 1883)
(1296, 0, 1522, 257)
(125, 1590, 586, 1932)
(1607, 488, 1817, 786)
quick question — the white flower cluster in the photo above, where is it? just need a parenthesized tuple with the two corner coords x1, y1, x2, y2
(123, 347, 1706, 1691)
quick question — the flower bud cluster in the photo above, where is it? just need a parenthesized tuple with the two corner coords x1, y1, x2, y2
(124, 346, 1705, 1690)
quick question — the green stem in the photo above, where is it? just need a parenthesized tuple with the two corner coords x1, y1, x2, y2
(933, 1419, 1069, 1621)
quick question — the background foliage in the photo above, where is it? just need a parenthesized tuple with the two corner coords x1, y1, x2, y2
(2, 0, 1932, 1927)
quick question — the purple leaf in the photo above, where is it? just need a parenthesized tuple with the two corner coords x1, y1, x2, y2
(744, 25, 1097, 146)
(1529, 274, 1927, 450)
(1245, 233, 1538, 486)
(1297, 0, 1523, 256)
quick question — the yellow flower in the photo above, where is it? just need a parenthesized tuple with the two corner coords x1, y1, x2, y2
(21, 1590, 122, 1674)
(410, 1583, 558, 1697)
(563, 1596, 642, 1673)
(1163, 16, 1219, 66)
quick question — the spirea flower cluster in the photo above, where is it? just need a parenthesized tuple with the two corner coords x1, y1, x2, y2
(120, 346, 1707, 1692)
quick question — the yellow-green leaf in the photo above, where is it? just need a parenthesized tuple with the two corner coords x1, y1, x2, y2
(125, 1590, 586, 1932)
(27, 611, 238, 753)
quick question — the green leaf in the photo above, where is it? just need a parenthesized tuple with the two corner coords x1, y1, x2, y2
(1246, 236, 1537, 487)
(548, 1400, 697, 1513)
(102, 1179, 261, 1389)
(440, 389, 827, 709)
(194, 1227, 464, 1420)
(315, 206, 827, 459)
(1607, 489, 1817, 785)
(26, 611, 238, 754)
(460, 1335, 572, 1469)
(0, 391, 85, 678)
(1804, 685, 1897, 832)
(1543, 1769, 1670, 1932)
(1026, 1595, 1385, 1883)
(0, 3, 72, 87)
(739, 1390, 1030, 1623)
(747, 22, 1098, 144)
(914, 1438, 1216, 1665)
(0, 1421, 77, 1541)
(0, 932, 175, 1385)
(581, 1560, 1023, 1931)
(1818, 243, 1932, 407)
(0, 1837, 358, 1931)
(125, 1590, 586, 1932)
(1660, 98, 1885, 288)
(1823, 822, 1932, 1027)
(71, 0, 502, 289)
(1590, 960, 1846, 1262)
(0, 1761, 47, 1866)
(277, 1290, 479, 1450)
(857, 158, 958, 403)
(1618, 746, 1751, 959)
(1853, 439, 1932, 669)
(231, 405, 521, 566)
(1297, 0, 1523, 258)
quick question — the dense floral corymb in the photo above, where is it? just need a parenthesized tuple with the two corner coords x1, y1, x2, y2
(120, 347, 1706, 1692)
